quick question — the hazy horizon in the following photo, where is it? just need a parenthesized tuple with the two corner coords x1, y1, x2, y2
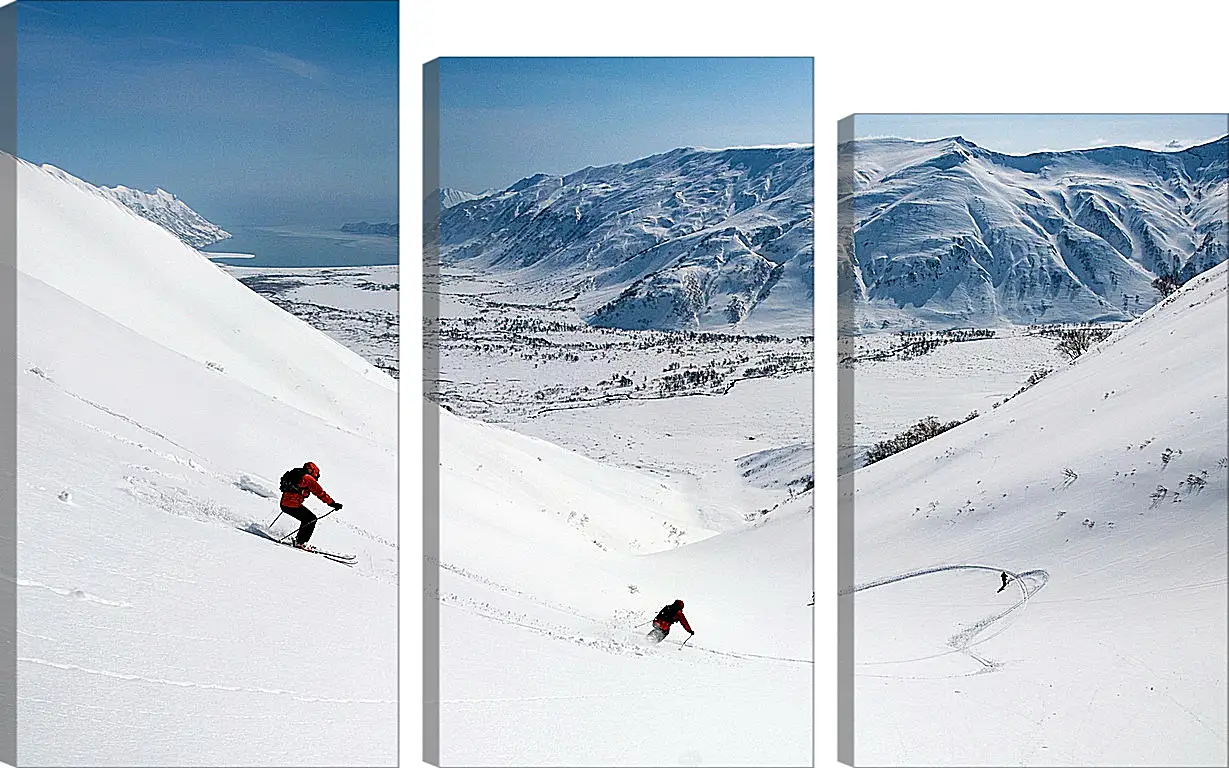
(849, 114, 1228, 156)
(18, 0, 398, 244)
(438, 57, 814, 193)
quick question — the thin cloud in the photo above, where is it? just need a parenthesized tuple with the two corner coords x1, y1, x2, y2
(17, 2, 67, 18)
(1116, 136, 1223, 152)
(238, 45, 325, 80)
(146, 35, 206, 52)
(851, 132, 1228, 155)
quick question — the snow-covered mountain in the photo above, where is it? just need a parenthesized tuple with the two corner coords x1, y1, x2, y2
(14, 154, 396, 765)
(39, 164, 232, 248)
(436, 146, 814, 335)
(841, 135, 1228, 331)
(847, 260, 1228, 764)
(438, 186, 479, 208)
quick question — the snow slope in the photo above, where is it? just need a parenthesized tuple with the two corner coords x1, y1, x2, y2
(437, 146, 814, 335)
(847, 329, 1070, 468)
(19, 157, 394, 444)
(841, 135, 1227, 331)
(847, 261, 1228, 765)
(222, 264, 399, 378)
(39, 164, 231, 248)
(14, 155, 397, 766)
(436, 404, 813, 765)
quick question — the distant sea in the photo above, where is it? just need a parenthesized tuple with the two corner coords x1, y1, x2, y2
(201, 223, 398, 268)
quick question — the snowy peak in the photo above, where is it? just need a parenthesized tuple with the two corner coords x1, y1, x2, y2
(843, 135, 1228, 331)
(39, 163, 231, 249)
(438, 187, 480, 208)
(438, 145, 814, 335)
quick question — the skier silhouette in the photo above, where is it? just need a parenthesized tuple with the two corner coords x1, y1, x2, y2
(277, 461, 342, 548)
(997, 571, 1010, 593)
(646, 600, 693, 644)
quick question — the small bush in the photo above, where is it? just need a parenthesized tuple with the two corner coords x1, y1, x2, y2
(865, 412, 977, 465)
(1056, 327, 1113, 361)
(1153, 272, 1185, 297)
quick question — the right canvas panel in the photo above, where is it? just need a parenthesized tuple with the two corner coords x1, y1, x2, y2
(838, 114, 1229, 766)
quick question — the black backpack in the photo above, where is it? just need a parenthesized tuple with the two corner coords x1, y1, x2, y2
(655, 603, 680, 624)
(279, 467, 309, 494)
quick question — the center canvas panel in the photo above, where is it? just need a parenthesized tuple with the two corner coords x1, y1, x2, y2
(423, 56, 815, 767)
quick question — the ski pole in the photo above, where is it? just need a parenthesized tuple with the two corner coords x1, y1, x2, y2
(275, 509, 337, 544)
(268, 511, 284, 529)
(678, 633, 693, 650)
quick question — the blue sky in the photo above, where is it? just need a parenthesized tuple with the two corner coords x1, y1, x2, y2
(18, 1, 397, 226)
(852, 114, 1228, 155)
(437, 58, 813, 193)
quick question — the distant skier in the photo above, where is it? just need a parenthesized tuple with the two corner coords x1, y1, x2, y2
(997, 571, 1010, 593)
(646, 599, 693, 644)
(278, 461, 343, 548)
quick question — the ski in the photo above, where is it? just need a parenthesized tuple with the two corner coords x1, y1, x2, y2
(243, 524, 356, 565)
(293, 544, 356, 563)
(318, 552, 356, 567)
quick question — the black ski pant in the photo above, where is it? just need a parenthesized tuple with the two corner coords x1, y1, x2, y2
(281, 505, 317, 546)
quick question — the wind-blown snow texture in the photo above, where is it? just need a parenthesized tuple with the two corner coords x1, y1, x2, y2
(847, 261, 1228, 765)
(436, 146, 814, 335)
(841, 136, 1228, 331)
(39, 164, 232, 249)
(15, 155, 396, 766)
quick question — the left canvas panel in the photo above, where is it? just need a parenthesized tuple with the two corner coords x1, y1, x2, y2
(10, 2, 398, 764)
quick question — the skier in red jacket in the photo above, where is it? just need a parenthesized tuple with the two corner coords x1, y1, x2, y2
(279, 462, 342, 548)
(646, 599, 693, 644)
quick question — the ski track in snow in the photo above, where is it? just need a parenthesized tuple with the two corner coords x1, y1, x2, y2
(444, 591, 813, 670)
(431, 690, 649, 707)
(28, 366, 397, 578)
(16, 579, 133, 608)
(842, 564, 1050, 676)
(17, 657, 396, 705)
(28, 366, 193, 453)
(437, 555, 814, 669)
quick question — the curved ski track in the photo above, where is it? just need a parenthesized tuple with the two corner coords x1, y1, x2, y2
(841, 564, 1050, 677)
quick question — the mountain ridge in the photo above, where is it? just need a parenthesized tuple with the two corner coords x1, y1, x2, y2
(39, 163, 232, 249)
(840, 135, 1227, 331)
(437, 145, 815, 336)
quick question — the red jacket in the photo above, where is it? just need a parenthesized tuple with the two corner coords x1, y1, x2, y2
(654, 611, 692, 633)
(280, 474, 335, 509)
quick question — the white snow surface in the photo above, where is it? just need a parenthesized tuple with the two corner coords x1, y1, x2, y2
(436, 405, 813, 766)
(847, 329, 1071, 468)
(848, 262, 1228, 765)
(14, 155, 397, 765)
